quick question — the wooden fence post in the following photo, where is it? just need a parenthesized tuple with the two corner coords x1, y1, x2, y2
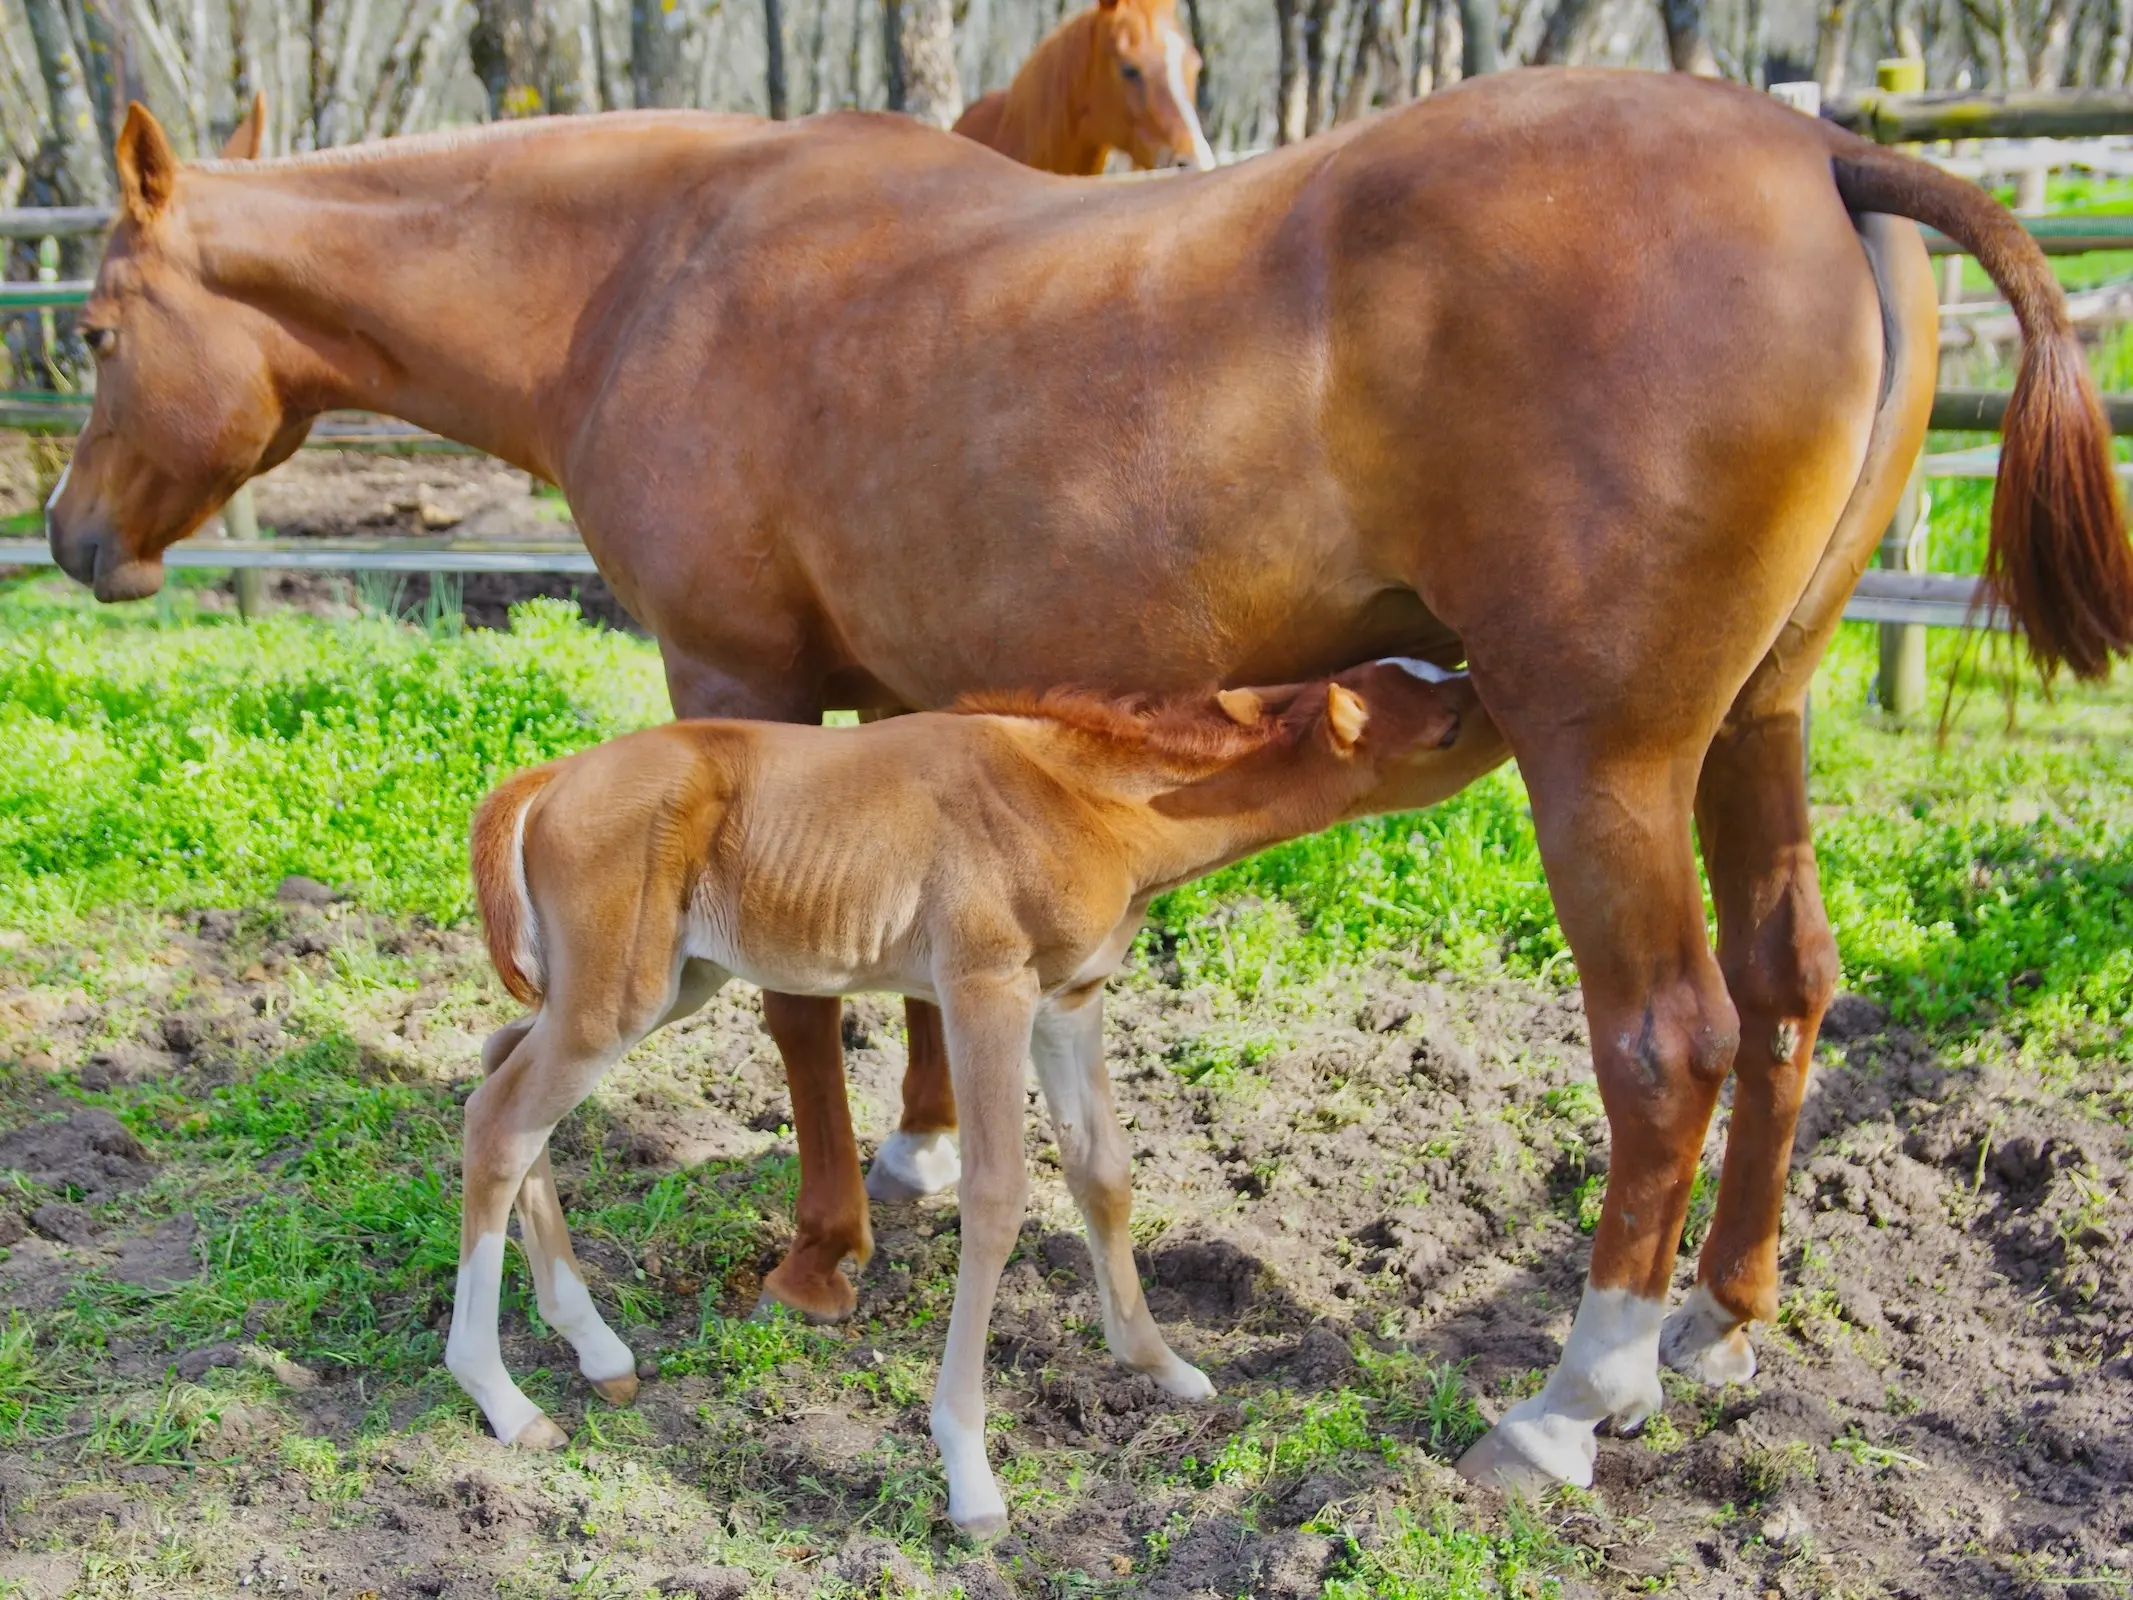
(224, 485, 266, 621)
(1875, 57, 1930, 719)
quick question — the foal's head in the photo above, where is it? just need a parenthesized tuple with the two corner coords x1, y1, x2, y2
(1080, 0, 1214, 172)
(44, 100, 307, 602)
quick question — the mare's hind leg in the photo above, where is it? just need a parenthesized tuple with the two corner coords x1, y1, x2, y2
(866, 999, 963, 1201)
(1029, 992, 1210, 1401)
(1662, 700, 1836, 1384)
(504, 961, 730, 1407)
(1457, 749, 1739, 1494)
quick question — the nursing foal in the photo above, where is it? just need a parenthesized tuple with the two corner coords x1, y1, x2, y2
(451, 660, 1473, 1532)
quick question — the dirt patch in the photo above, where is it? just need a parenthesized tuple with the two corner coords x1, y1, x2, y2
(0, 910, 2129, 1596)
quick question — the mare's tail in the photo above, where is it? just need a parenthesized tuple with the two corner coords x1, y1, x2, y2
(1831, 140, 2133, 680)
(470, 766, 557, 1005)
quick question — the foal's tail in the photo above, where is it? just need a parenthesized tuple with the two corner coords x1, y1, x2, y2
(471, 766, 557, 1005)
(1830, 141, 2133, 680)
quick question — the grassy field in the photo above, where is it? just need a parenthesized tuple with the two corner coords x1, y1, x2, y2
(0, 560, 2128, 1597)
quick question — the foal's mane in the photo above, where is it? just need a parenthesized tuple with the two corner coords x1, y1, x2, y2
(953, 686, 1295, 765)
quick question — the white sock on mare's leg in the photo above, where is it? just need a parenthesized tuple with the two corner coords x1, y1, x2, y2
(546, 1258, 636, 1387)
(445, 1232, 564, 1448)
(1660, 1281, 1758, 1385)
(1456, 1283, 1666, 1492)
(866, 1130, 961, 1201)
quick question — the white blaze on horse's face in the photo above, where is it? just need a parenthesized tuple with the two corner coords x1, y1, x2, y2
(1162, 27, 1216, 171)
(1381, 656, 1457, 684)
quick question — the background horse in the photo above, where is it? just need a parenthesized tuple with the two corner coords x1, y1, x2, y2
(952, 0, 1214, 173)
(46, 74, 2131, 1491)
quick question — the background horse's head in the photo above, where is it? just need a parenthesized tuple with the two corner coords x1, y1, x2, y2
(1083, 0, 1213, 172)
(44, 97, 312, 602)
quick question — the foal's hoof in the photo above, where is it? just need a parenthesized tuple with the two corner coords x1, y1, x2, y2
(508, 1414, 570, 1451)
(865, 1131, 961, 1202)
(587, 1370, 639, 1407)
(1455, 1406, 1595, 1496)
(1660, 1284, 1758, 1387)
(948, 1494, 1010, 1541)
(1153, 1359, 1216, 1403)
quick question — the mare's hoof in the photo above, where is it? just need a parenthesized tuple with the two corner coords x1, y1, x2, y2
(508, 1414, 570, 1451)
(588, 1370, 639, 1407)
(1660, 1284, 1758, 1386)
(754, 1264, 857, 1325)
(865, 1131, 961, 1202)
(1455, 1406, 1595, 1496)
(948, 1499, 1010, 1540)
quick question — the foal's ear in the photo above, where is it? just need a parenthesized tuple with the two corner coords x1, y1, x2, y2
(1215, 688, 1262, 727)
(1325, 684, 1369, 753)
(117, 103, 180, 223)
(220, 91, 268, 161)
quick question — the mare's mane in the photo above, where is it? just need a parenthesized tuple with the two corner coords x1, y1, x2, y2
(953, 685, 1304, 765)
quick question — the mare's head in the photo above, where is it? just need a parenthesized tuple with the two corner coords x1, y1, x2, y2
(45, 97, 310, 601)
(1081, 0, 1214, 171)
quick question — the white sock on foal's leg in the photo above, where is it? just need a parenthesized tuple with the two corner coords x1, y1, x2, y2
(545, 1258, 638, 1398)
(446, 1232, 567, 1449)
(1457, 1283, 1666, 1493)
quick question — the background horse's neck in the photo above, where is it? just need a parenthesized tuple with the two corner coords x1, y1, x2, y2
(995, 11, 1109, 175)
(184, 121, 729, 480)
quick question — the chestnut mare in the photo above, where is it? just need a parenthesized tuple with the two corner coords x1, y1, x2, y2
(952, 0, 1214, 173)
(48, 75, 2131, 1492)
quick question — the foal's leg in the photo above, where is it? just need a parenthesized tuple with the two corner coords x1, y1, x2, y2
(447, 1013, 630, 1449)
(1028, 993, 1210, 1400)
(865, 998, 963, 1202)
(505, 962, 730, 1406)
(1458, 752, 1739, 1494)
(930, 969, 1040, 1536)
(1661, 701, 1836, 1384)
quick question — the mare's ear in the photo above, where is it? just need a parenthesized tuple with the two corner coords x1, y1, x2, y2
(220, 91, 268, 161)
(1215, 688, 1262, 727)
(117, 103, 180, 223)
(1325, 684, 1369, 753)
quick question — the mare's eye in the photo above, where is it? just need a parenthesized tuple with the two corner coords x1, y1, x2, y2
(83, 327, 117, 357)
(1120, 62, 1142, 82)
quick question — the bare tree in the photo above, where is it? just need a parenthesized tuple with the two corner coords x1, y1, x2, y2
(1337, 0, 1401, 118)
(395, 0, 470, 127)
(1303, 0, 1335, 130)
(471, 0, 589, 113)
(887, 0, 958, 125)
(1815, 0, 1856, 90)
(1660, 0, 1718, 69)
(765, 0, 787, 113)
(1459, 0, 1497, 71)
(23, 0, 113, 204)
(1276, 0, 1306, 139)
(2107, 0, 2132, 81)
(2034, 0, 2077, 81)
(631, 0, 689, 105)
(1531, 0, 1601, 61)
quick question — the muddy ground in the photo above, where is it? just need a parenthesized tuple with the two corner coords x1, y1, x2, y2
(0, 886, 2128, 1599)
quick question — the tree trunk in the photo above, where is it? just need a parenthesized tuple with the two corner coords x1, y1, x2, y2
(1184, 0, 1211, 113)
(1338, 0, 1397, 117)
(764, 0, 787, 114)
(72, 0, 135, 164)
(1276, 0, 1308, 139)
(2034, 0, 2076, 82)
(472, 0, 561, 113)
(1531, 0, 1601, 60)
(1304, 0, 1336, 131)
(1428, 0, 1459, 90)
(631, 0, 689, 105)
(1814, 0, 1855, 91)
(318, 0, 374, 140)
(2108, 0, 2132, 82)
(1743, 0, 1764, 81)
(24, 0, 116, 206)
(1459, 0, 1497, 72)
(1661, 0, 1720, 69)
(393, 0, 467, 127)
(885, 0, 958, 125)
(364, 0, 432, 136)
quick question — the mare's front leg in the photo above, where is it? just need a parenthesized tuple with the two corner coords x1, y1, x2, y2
(663, 655, 872, 1323)
(931, 968, 1041, 1536)
(1457, 746, 1739, 1494)
(1029, 991, 1211, 1400)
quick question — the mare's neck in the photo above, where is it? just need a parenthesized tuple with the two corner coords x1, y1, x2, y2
(998, 12, 1109, 175)
(183, 118, 750, 479)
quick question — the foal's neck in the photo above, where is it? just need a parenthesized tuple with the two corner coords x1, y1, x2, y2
(183, 117, 757, 480)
